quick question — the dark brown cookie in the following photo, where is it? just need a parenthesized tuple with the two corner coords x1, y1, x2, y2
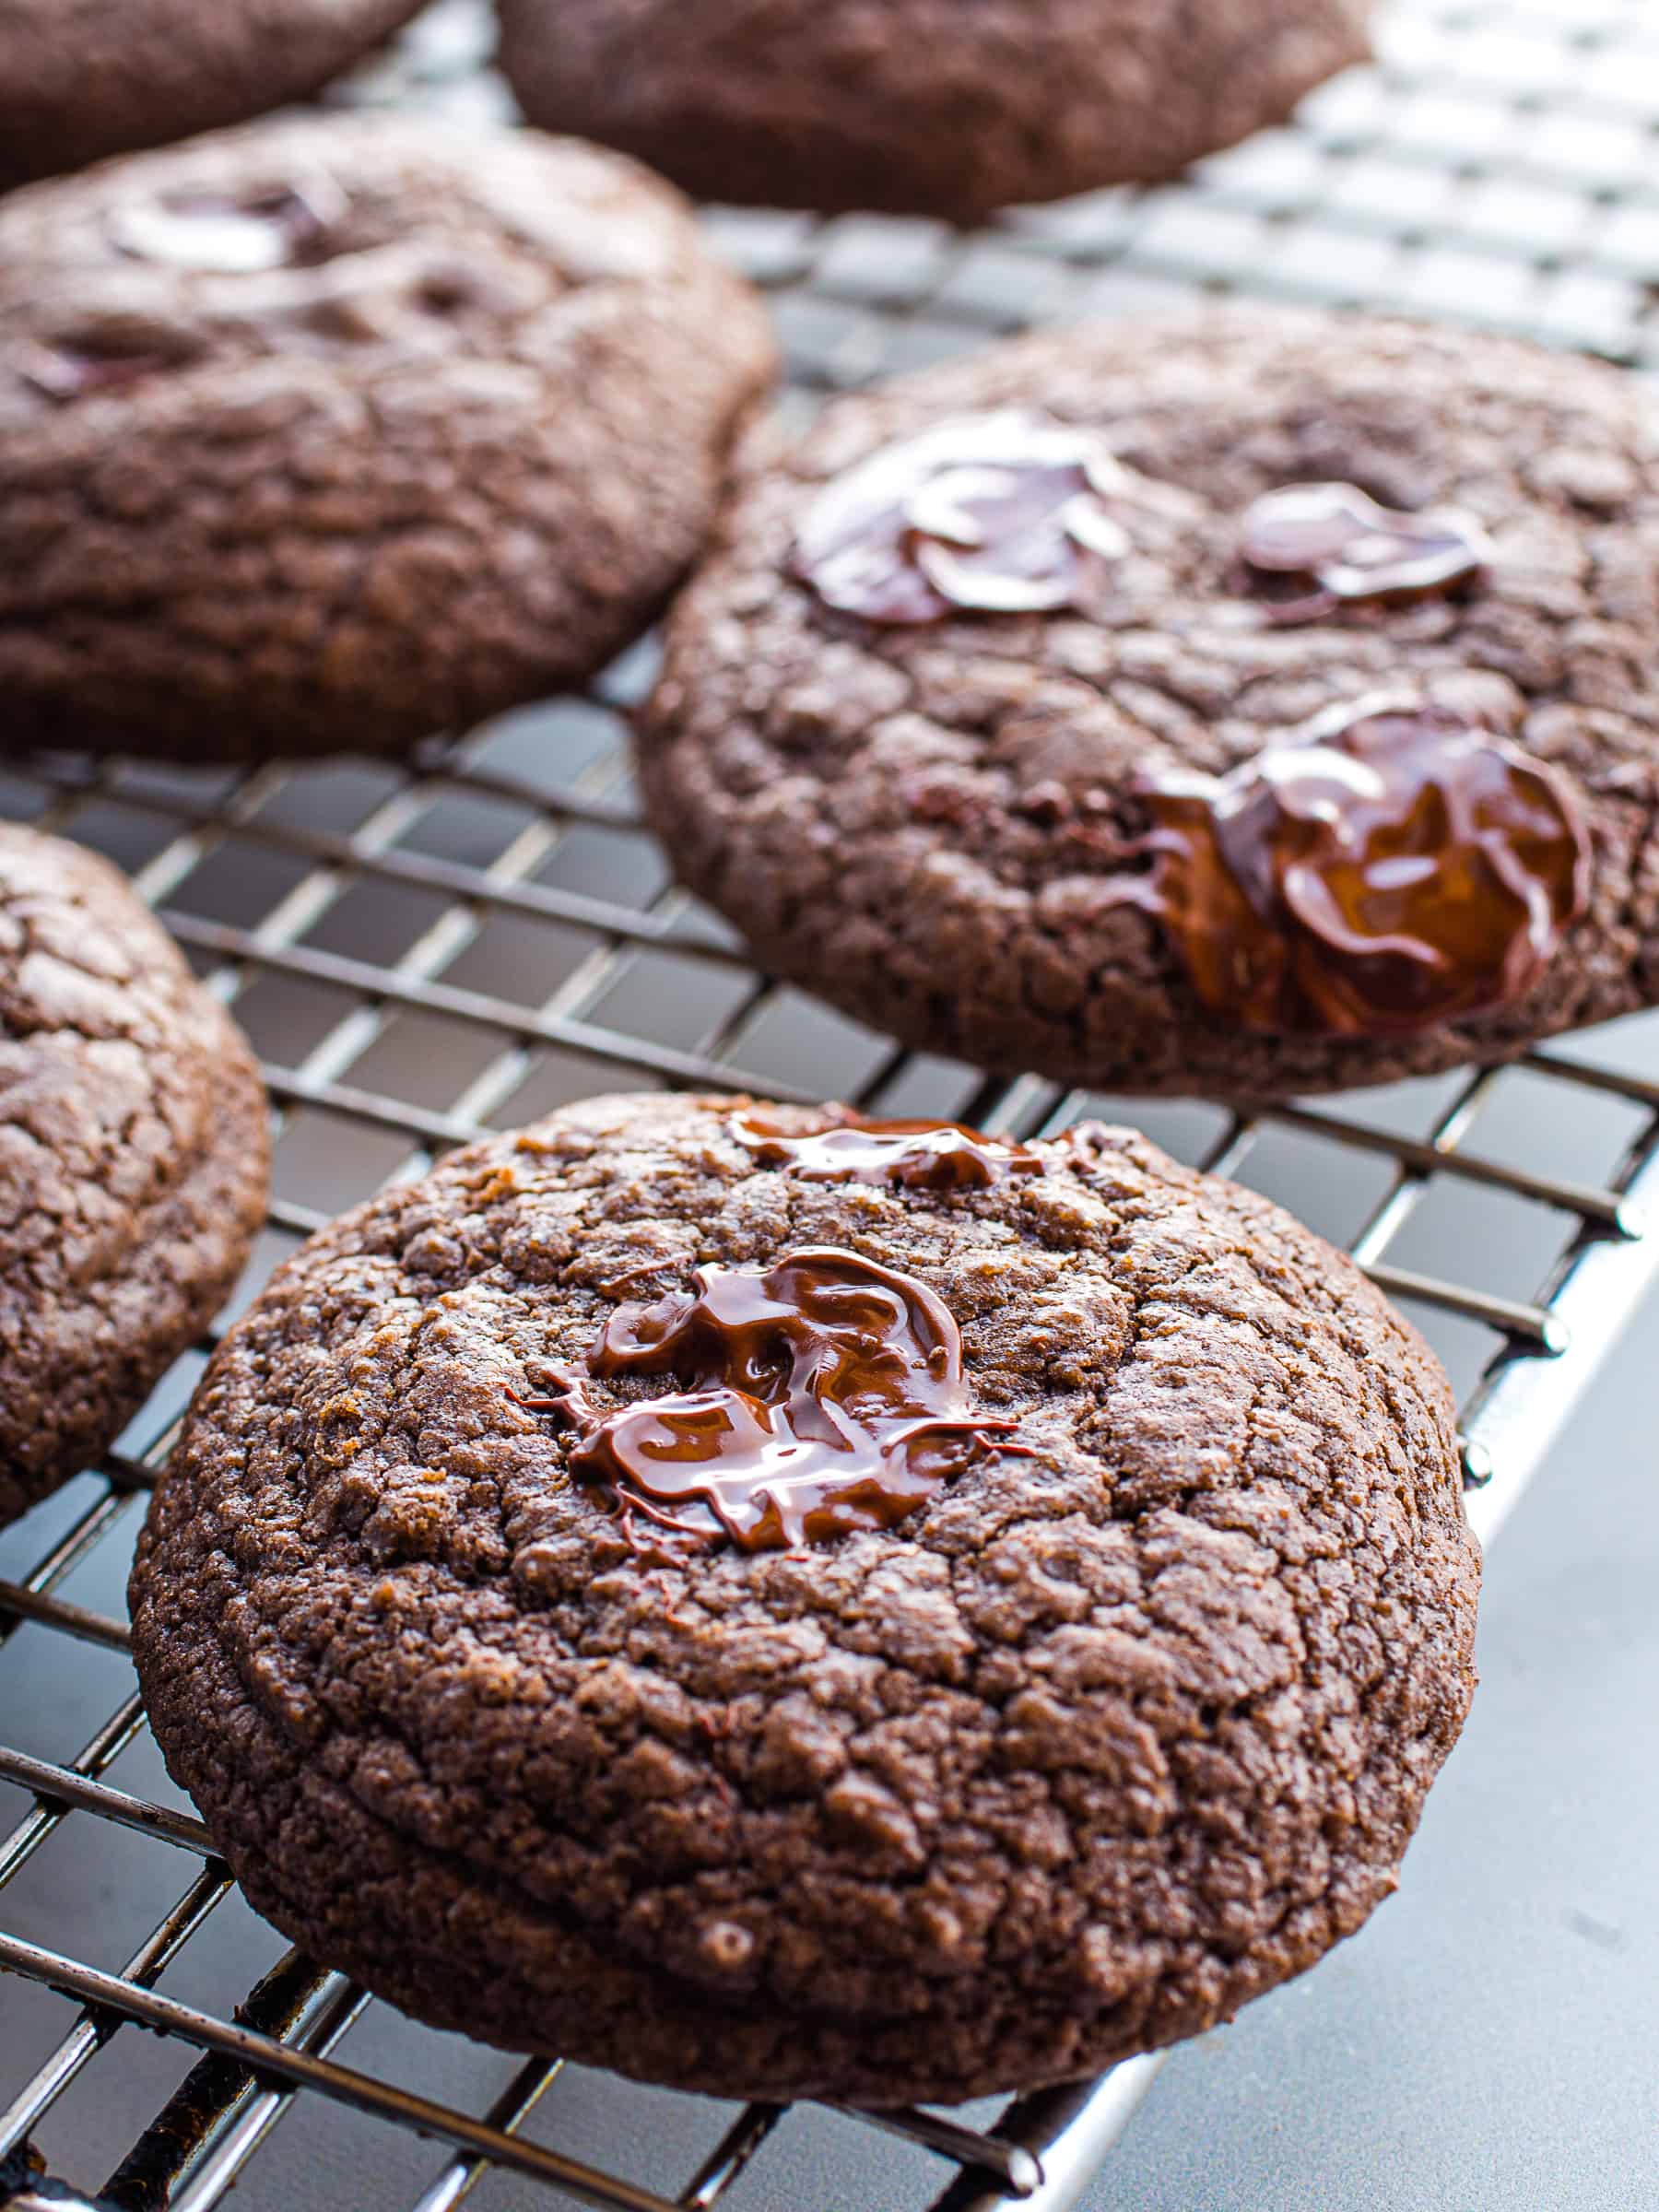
(0, 0, 426, 191)
(641, 307, 1659, 1099)
(498, 0, 1372, 222)
(129, 1090, 1478, 2107)
(0, 112, 777, 760)
(0, 825, 268, 1527)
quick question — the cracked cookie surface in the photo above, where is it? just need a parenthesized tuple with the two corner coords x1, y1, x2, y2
(641, 306, 1659, 1097)
(0, 0, 425, 190)
(0, 112, 777, 759)
(499, 0, 1371, 221)
(129, 1088, 1478, 2104)
(0, 825, 268, 1525)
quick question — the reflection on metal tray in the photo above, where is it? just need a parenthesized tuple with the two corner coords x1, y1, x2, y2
(4, 1, 1659, 2207)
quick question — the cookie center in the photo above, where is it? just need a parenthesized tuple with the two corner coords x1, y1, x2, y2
(1118, 698, 1590, 1037)
(731, 1109, 1044, 1191)
(525, 1247, 1024, 1553)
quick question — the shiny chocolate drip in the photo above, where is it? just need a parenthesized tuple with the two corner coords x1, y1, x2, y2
(732, 1109, 1044, 1192)
(1241, 481, 1491, 626)
(790, 411, 1146, 626)
(110, 177, 346, 273)
(524, 1247, 1023, 1554)
(1114, 699, 1591, 1038)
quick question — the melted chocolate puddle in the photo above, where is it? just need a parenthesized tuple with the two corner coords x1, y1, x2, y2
(789, 411, 1158, 626)
(1240, 481, 1491, 625)
(1106, 700, 1591, 1037)
(523, 1247, 1025, 1555)
(20, 343, 174, 401)
(111, 177, 346, 273)
(732, 1110, 1044, 1192)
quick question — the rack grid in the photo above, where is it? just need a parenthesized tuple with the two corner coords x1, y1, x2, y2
(4, 1, 1659, 2206)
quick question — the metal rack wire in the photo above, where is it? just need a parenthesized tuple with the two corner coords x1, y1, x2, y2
(3, 1, 1659, 2206)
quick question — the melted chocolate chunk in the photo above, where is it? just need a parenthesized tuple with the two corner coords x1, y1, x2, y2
(19, 341, 174, 401)
(1241, 482, 1491, 625)
(1116, 699, 1590, 1038)
(111, 177, 346, 273)
(790, 411, 1145, 625)
(733, 1109, 1044, 1191)
(523, 1247, 1023, 1554)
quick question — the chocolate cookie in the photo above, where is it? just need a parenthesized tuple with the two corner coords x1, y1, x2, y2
(641, 307, 1659, 1098)
(129, 1090, 1478, 2106)
(0, 0, 426, 191)
(498, 0, 1373, 222)
(0, 113, 776, 760)
(0, 825, 268, 1527)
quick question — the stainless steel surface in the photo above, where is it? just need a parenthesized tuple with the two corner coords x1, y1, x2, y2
(3, 0, 1658, 2206)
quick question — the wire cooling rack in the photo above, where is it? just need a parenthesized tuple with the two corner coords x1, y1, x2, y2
(4, 1, 1659, 2207)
